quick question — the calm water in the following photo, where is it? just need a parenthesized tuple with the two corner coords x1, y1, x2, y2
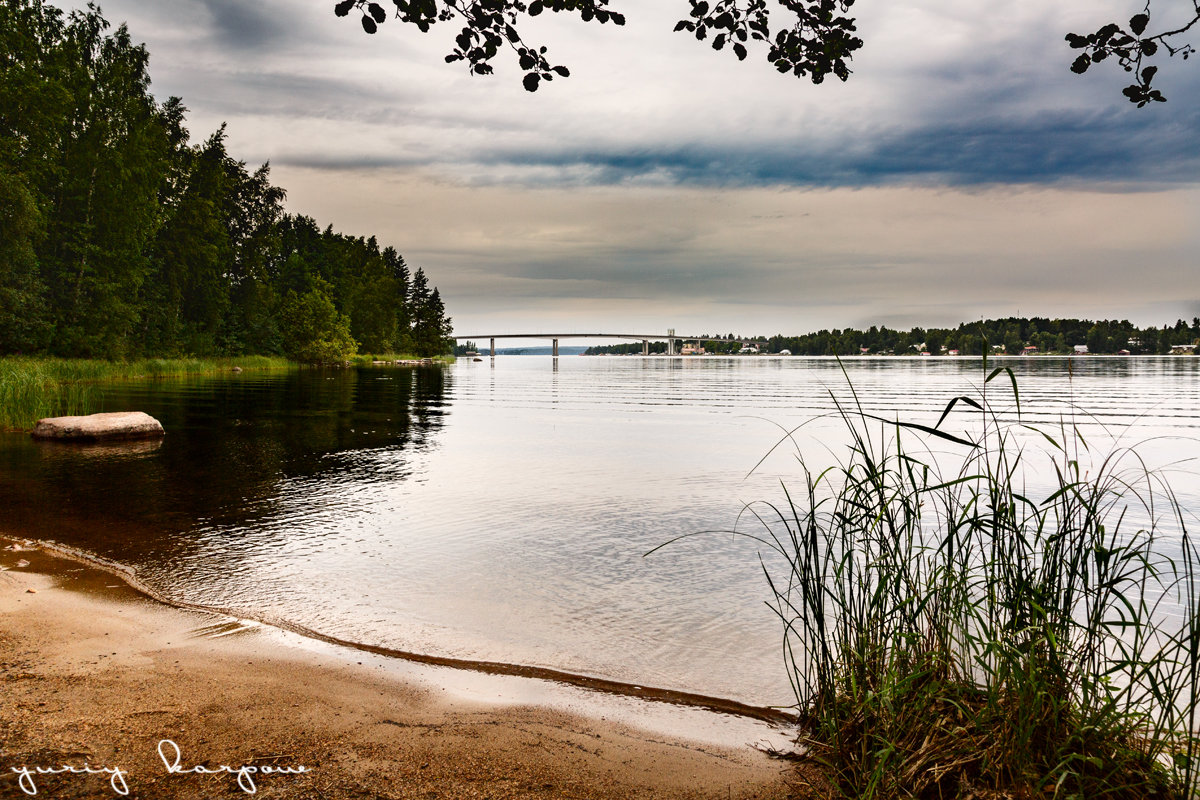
(1, 356, 1197, 708)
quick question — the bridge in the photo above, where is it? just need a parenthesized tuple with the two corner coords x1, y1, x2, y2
(452, 331, 706, 357)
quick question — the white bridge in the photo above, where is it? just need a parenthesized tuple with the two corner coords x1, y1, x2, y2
(453, 331, 704, 357)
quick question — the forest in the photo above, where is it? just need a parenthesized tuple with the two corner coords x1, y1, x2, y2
(0, 0, 453, 363)
(585, 317, 1200, 356)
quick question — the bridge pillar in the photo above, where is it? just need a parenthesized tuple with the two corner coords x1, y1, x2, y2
(642, 340, 648, 356)
(490, 338, 495, 358)
(552, 338, 559, 358)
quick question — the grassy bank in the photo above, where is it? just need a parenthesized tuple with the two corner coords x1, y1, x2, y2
(0, 356, 291, 431)
(742, 363, 1197, 797)
(349, 353, 455, 366)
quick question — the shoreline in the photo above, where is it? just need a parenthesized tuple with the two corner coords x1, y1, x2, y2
(4, 535, 795, 727)
(0, 540, 800, 799)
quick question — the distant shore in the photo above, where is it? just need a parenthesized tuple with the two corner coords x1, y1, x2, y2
(0, 541, 795, 799)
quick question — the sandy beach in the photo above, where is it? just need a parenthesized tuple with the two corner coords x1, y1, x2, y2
(0, 542, 800, 799)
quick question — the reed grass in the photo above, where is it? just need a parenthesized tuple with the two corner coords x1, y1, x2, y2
(0, 356, 291, 430)
(737, 360, 1196, 798)
(349, 353, 455, 366)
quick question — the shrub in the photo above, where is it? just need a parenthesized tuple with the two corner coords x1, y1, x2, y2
(278, 283, 357, 365)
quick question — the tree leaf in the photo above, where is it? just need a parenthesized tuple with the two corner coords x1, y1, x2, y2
(361, 15, 378, 33)
(1129, 13, 1149, 36)
(522, 72, 540, 91)
(368, 2, 387, 22)
(335, 0, 356, 18)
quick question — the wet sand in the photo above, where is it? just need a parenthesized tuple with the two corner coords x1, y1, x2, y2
(0, 542, 800, 799)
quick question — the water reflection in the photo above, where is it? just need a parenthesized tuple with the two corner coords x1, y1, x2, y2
(32, 437, 164, 459)
(0, 356, 1195, 708)
(0, 366, 451, 561)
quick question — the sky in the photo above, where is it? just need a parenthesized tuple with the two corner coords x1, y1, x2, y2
(65, 0, 1200, 341)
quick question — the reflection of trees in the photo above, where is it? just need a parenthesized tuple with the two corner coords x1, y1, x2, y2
(0, 367, 452, 566)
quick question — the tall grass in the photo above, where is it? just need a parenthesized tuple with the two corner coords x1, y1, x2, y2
(348, 353, 455, 366)
(0, 356, 291, 430)
(743, 361, 1198, 798)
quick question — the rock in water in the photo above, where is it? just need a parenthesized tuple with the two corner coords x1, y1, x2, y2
(31, 412, 165, 441)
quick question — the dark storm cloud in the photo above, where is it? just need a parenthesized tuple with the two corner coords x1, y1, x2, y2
(860, 110, 1200, 185)
(479, 107, 1200, 187)
(190, 0, 302, 53)
(269, 102, 1200, 188)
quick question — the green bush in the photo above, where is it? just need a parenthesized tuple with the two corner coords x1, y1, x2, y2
(278, 283, 357, 365)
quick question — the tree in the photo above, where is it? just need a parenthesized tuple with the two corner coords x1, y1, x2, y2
(924, 329, 945, 356)
(335, 0, 1197, 103)
(347, 251, 402, 352)
(14, 3, 172, 357)
(279, 280, 358, 364)
(148, 128, 234, 355)
(0, 170, 51, 353)
(336, 0, 862, 92)
(1066, 6, 1197, 106)
(407, 268, 453, 355)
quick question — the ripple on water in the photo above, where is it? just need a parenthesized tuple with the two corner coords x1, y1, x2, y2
(1, 356, 1196, 709)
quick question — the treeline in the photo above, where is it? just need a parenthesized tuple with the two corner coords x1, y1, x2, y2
(768, 317, 1200, 356)
(585, 317, 1200, 356)
(0, 1, 452, 362)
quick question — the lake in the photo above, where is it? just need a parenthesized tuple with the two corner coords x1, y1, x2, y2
(1, 355, 1196, 710)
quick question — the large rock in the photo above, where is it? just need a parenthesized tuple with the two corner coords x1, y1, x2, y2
(31, 411, 165, 441)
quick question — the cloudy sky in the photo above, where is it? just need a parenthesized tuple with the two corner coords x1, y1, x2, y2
(67, 0, 1200, 339)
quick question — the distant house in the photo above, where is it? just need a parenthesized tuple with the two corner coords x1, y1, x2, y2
(738, 343, 759, 354)
(1074, 345, 1089, 355)
(681, 343, 705, 355)
(860, 347, 871, 355)
(779, 349, 792, 356)
(1118, 349, 1131, 355)
(946, 349, 960, 356)
(1170, 344, 1197, 354)
(1022, 346, 1038, 356)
